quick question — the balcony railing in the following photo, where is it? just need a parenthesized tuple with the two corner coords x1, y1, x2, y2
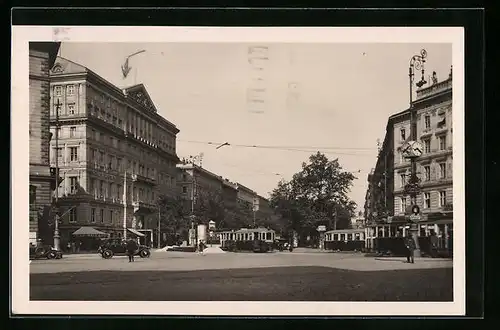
(416, 79, 452, 100)
(131, 173, 157, 185)
(132, 200, 157, 210)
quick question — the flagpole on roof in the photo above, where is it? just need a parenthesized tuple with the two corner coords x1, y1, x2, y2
(121, 50, 146, 82)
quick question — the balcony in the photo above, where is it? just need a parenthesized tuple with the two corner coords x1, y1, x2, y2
(132, 200, 157, 215)
(416, 79, 452, 100)
(419, 177, 453, 188)
(131, 173, 157, 186)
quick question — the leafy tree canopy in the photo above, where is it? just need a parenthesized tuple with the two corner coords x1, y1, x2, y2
(269, 152, 357, 234)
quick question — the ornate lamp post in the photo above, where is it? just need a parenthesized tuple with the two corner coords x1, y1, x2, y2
(403, 49, 428, 257)
(53, 98, 62, 251)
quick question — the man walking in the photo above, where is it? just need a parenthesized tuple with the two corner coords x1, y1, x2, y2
(430, 231, 439, 258)
(404, 234, 416, 264)
(126, 238, 138, 262)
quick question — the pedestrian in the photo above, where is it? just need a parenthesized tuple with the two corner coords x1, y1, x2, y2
(404, 234, 416, 264)
(198, 240, 204, 254)
(430, 231, 439, 258)
(126, 238, 138, 262)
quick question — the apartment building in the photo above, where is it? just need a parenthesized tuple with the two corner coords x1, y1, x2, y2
(392, 69, 453, 220)
(48, 56, 179, 244)
(176, 163, 274, 230)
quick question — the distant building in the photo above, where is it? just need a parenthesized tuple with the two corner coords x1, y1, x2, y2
(363, 116, 395, 226)
(29, 42, 60, 244)
(176, 162, 224, 215)
(351, 213, 365, 229)
(48, 56, 179, 246)
(176, 163, 273, 230)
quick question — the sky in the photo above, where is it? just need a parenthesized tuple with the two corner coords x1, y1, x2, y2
(58, 42, 451, 212)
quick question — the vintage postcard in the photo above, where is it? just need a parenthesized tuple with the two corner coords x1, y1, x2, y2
(12, 26, 465, 316)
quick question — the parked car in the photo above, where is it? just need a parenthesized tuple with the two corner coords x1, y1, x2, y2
(97, 238, 151, 259)
(252, 240, 270, 253)
(29, 244, 63, 260)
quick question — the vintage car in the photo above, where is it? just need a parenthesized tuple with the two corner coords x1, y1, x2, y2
(29, 244, 63, 260)
(252, 239, 271, 253)
(97, 238, 151, 259)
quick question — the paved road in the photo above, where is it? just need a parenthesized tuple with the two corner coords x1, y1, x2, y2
(29, 252, 453, 301)
(30, 250, 453, 273)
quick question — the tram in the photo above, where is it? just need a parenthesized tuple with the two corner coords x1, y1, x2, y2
(324, 229, 366, 251)
(365, 216, 453, 257)
(219, 227, 276, 252)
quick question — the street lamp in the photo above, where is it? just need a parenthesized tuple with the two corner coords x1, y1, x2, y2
(405, 49, 428, 257)
(53, 98, 62, 251)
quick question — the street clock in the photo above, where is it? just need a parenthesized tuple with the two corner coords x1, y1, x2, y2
(401, 141, 424, 158)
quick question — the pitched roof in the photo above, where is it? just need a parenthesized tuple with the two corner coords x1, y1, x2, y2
(123, 83, 158, 113)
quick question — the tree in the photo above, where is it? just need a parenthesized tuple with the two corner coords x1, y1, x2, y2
(157, 194, 190, 238)
(270, 152, 357, 238)
(192, 189, 226, 225)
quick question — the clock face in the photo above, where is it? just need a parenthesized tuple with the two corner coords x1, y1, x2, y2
(402, 141, 423, 158)
(411, 141, 423, 157)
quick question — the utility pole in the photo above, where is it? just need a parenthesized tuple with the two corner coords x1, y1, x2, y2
(157, 206, 161, 248)
(405, 49, 428, 257)
(190, 163, 197, 247)
(123, 171, 127, 240)
(53, 98, 62, 251)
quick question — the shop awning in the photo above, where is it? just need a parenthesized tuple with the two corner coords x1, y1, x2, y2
(127, 228, 145, 237)
(72, 227, 109, 237)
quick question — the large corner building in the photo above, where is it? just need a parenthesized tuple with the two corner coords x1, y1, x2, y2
(364, 68, 453, 252)
(48, 56, 179, 247)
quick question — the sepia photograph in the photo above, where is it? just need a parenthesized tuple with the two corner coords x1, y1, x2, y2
(12, 26, 465, 316)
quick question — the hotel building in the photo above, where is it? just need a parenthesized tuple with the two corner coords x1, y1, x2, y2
(48, 56, 179, 246)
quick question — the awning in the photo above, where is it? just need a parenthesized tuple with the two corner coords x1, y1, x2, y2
(72, 227, 109, 237)
(127, 228, 145, 237)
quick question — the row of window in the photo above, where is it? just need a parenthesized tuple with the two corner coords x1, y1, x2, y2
(326, 233, 365, 241)
(220, 231, 274, 241)
(89, 129, 175, 169)
(88, 104, 125, 131)
(54, 85, 76, 97)
(399, 162, 450, 187)
(399, 190, 448, 213)
(88, 178, 156, 203)
(55, 85, 177, 154)
(90, 208, 122, 225)
(53, 102, 77, 116)
(399, 112, 448, 142)
(66, 207, 123, 224)
(53, 146, 80, 163)
(89, 101, 175, 153)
